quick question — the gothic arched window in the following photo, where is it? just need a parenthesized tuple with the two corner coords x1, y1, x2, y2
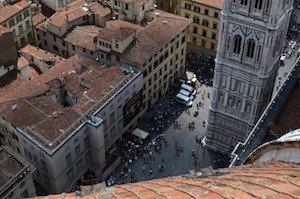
(240, 0, 248, 6)
(254, 0, 263, 9)
(246, 39, 256, 58)
(233, 35, 242, 54)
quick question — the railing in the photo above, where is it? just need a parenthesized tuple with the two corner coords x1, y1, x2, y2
(229, 56, 300, 167)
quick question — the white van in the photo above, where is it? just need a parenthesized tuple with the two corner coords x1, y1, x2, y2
(179, 89, 195, 101)
(176, 93, 193, 107)
(181, 83, 196, 96)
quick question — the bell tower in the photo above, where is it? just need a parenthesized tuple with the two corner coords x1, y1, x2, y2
(203, 0, 294, 153)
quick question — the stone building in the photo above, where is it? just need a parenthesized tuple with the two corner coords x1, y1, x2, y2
(176, 0, 223, 56)
(35, 0, 191, 110)
(0, 146, 36, 199)
(0, 26, 18, 79)
(155, 0, 177, 13)
(203, 0, 294, 153)
(0, 0, 33, 49)
(0, 55, 143, 193)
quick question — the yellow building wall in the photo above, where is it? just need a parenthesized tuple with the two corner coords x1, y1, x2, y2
(176, 0, 221, 57)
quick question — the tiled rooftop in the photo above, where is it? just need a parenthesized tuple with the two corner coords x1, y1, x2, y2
(0, 55, 136, 151)
(121, 10, 191, 66)
(34, 161, 300, 199)
(192, 0, 223, 10)
(20, 44, 65, 67)
(0, 146, 27, 189)
(45, 0, 110, 28)
(65, 25, 136, 51)
(17, 56, 29, 70)
(0, 0, 30, 23)
(269, 84, 300, 138)
(65, 25, 104, 52)
(32, 12, 47, 27)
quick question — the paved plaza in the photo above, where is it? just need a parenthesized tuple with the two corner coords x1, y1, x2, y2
(113, 83, 228, 185)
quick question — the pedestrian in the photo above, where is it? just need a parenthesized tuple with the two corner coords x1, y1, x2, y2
(142, 166, 146, 173)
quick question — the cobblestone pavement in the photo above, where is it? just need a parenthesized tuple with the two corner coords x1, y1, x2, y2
(113, 83, 227, 185)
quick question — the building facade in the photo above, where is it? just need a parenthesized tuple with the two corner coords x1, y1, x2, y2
(155, 0, 177, 13)
(0, 55, 143, 193)
(203, 0, 294, 153)
(0, 146, 36, 199)
(176, 0, 223, 56)
(41, 0, 74, 11)
(0, 0, 33, 49)
(0, 26, 18, 79)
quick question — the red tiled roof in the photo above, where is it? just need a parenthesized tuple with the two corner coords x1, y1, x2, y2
(34, 161, 300, 199)
(32, 13, 47, 27)
(45, 0, 111, 28)
(0, 0, 30, 23)
(17, 56, 29, 70)
(121, 10, 191, 66)
(0, 55, 135, 149)
(20, 44, 65, 67)
(0, 146, 27, 189)
(89, 2, 111, 17)
(65, 25, 136, 51)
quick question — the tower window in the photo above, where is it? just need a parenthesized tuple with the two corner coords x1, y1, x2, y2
(233, 35, 242, 54)
(246, 39, 256, 58)
(240, 0, 248, 6)
(254, 0, 263, 9)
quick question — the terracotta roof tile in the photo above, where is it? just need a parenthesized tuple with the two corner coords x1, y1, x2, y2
(32, 12, 47, 27)
(0, 55, 136, 150)
(17, 56, 29, 70)
(36, 162, 300, 199)
(0, 147, 24, 188)
(121, 10, 191, 66)
(0, 0, 30, 23)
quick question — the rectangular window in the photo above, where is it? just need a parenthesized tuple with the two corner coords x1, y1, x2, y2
(21, 190, 28, 198)
(9, 19, 15, 28)
(213, 23, 218, 30)
(16, 14, 22, 23)
(12, 133, 18, 141)
(21, 37, 25, 46)
(24, 10, 29, 18)
(214, 12, 219, 18)
(53, 45, 59, 52)
(204, 9, 209, 15)
(181, 36, 186, 44)
(19, 24, 24, 33)
(25, 20, 30, 29)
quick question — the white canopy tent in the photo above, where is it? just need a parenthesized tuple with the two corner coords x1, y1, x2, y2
(132, 128, 149, 140)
